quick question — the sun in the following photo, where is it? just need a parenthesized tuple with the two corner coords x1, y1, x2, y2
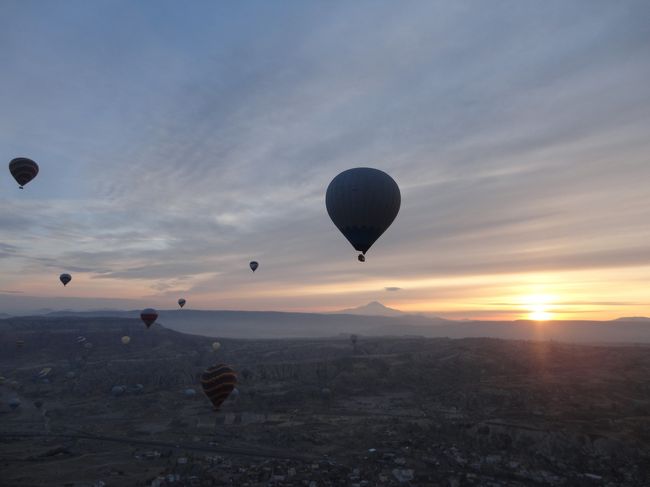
(522, 294, 554, 321)
(529, 304, 551, 321)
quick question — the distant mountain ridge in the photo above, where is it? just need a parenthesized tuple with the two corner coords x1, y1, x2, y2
(336, 301, 406, 317)
(1, 308, 648, 343)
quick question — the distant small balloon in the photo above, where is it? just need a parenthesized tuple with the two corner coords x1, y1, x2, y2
(212, 342, 221, 352)
(9, 157, 39, 188)
(178, 298, 186, 308)
(249, 261, 259, 272)
(121, 336, 131, 345)
(140, 308, 158, 329)
(60, 273, 72, 286)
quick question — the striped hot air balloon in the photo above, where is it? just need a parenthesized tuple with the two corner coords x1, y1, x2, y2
(9, 157, 39, 188)
(140, 308, 158, 329)
(200, 364, 237, 411)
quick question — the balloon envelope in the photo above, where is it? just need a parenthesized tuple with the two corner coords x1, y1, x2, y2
(201, 364, 237, 411)
(249, 261, 259, 272)
(325, 167, 400, 255)
(121, 336, 131, 345)
(60, 273, 72, 286)
(178, 298, 186, 308)
(212, 342, 221, 352)
(140, 308, 158, 328)
(9, 157, 39, 188)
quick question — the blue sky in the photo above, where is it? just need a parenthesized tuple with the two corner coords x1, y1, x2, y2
(1, 1, 649, 318)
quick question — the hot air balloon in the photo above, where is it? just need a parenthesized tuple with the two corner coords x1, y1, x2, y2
(325, 167, 400, 260)
(140, 308, 158, 329)
(121, 336, 131, 345)
(200, 364, 237, 411)
(9, 157, 39, 189)
(212, 342, 221, 352)
(249, 261, 259, 272)
(178, 298, 186, 308)
(60, 273, 72, 286)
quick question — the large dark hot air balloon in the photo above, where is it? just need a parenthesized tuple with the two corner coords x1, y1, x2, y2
(59, 273, 72, 286)
(178, 298, 186, 308)
(140, 308, 158, 329)
(326, 167, 400, 260)
(200, 364, 237, 411)
(9, 157, 39, 189)
(249, 261, 259, 272)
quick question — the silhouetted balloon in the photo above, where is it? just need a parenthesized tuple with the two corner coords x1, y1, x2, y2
(121, 336, 131, 345)
(59, 273, 72, 286)
(249, 261, 259, 272)
(350, 334, 358, 346)
(178, 298, 186, 308)
(212, 341, 221, 352)
(140, 308, 158, 328)
(326, 168, 400, 257)
(9, 157, 39, 188)
(200, 364, 237, 411)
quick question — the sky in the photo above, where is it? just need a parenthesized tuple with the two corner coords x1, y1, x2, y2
(1, 0, 649, 320)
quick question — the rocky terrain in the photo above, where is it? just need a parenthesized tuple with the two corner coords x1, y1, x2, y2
(1, 317, 649, 486)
